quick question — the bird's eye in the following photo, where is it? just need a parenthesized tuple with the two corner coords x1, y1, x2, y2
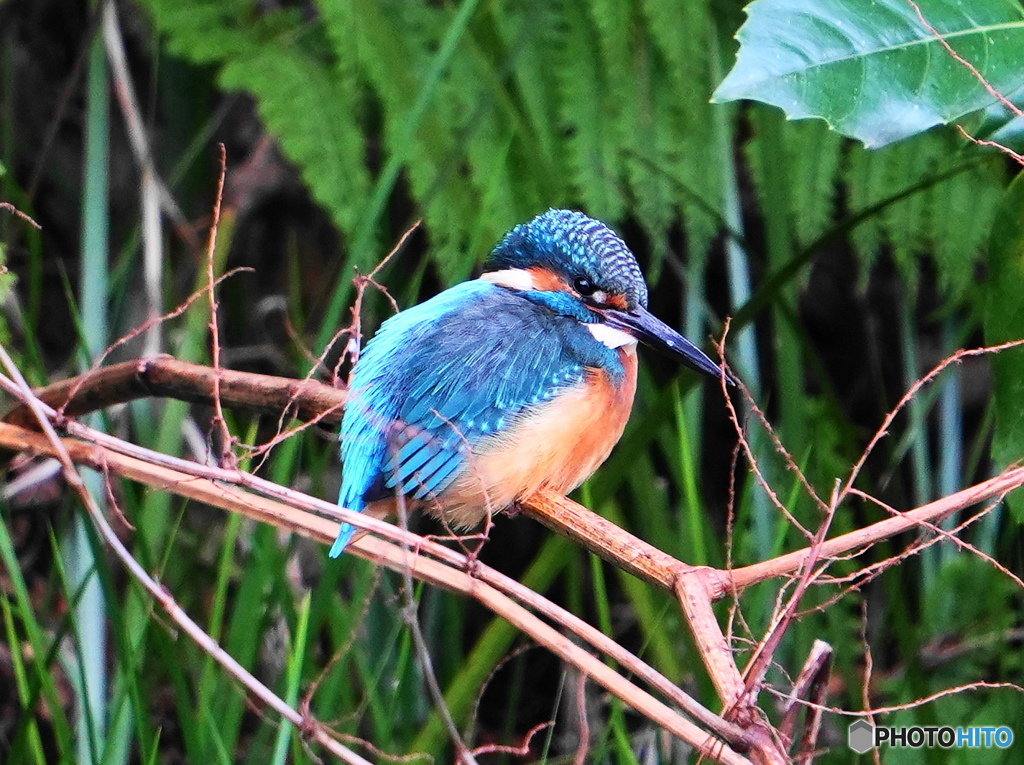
(573, 276, 595, 296)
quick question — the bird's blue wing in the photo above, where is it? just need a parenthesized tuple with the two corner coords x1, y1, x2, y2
(331, 281, 587, 556)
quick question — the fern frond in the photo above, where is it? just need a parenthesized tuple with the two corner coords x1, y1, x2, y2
(846, 132, 1005, 298)
(222, 50, 369, 235)
(138, 0, 370, 237)
(787, 121, 843, 246)
(927, 156, 1005, 298)
(639, 0, 722, 268)
(556, 0, 624, 220)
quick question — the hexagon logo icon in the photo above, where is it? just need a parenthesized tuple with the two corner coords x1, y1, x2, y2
(848, 720, 874, 754)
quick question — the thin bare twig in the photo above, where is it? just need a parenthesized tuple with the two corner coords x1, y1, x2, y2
(4, 355, 337, 429)
(906, 0, 1024, 123)
(840, 340, 1024, 506)
(0, 202, 42, 230)
(770, 680, 1023, 719)
(397, 528, 480, 764)
(245, 222, 419, 473)
(846, 487, 1024, 591)
(469, 721, 554, 759)
(205, 144, 234, 468)
(956, 125, 1024, 164)
(905, 0, 1024, 166)
(573, 672, 589, 765)
(779, 640, 832, 763)
(716, 321, 816, 540)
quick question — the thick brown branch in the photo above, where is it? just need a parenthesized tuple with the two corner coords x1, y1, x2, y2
(521, 488, 724, 592)
(4, 355, 345, 427)
(724, 466, 1024, 596)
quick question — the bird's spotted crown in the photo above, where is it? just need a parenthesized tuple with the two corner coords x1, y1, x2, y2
(485, 209, 649, 309)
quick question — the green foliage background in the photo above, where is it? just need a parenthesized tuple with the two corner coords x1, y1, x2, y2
(0, 0, 1022, 763)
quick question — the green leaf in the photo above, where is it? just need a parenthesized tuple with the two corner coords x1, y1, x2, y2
(976, 99, 1024, 155)
(713, 0, 1024, 148)
(984, 171, 1024, 521)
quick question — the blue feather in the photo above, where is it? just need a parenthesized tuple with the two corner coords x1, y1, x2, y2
(330, 279, 618, 556)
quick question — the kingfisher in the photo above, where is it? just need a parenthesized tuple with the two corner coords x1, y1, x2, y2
(330, 209, 727, 556)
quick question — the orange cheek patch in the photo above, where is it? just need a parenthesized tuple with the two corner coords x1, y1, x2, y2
(527, 266, 570, 292)
(604, 293, 628, 310)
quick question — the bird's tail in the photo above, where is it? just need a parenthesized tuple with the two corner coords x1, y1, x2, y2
(329, 523, 356, 557)
(330, 489, 364, 558)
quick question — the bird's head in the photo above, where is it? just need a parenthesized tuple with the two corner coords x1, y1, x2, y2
(483, 209, 728, 382)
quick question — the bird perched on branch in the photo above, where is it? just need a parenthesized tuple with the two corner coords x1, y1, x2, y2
(330, 209, 728, 556)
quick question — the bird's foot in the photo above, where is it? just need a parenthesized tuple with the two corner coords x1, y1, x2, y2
(464, 554, 481, 577)
(504, 501, 526, 518)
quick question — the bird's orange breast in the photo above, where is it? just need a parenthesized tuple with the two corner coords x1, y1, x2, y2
(430, 345, 639, 529)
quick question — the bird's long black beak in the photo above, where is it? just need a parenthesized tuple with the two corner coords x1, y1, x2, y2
(603, 306, 733, 385)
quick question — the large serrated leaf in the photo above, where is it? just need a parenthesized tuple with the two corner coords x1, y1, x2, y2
(984, 172, 1024, 522)
(713, 0, 1024, 148)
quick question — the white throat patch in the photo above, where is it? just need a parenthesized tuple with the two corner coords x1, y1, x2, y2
(587, 322, 637, 349)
